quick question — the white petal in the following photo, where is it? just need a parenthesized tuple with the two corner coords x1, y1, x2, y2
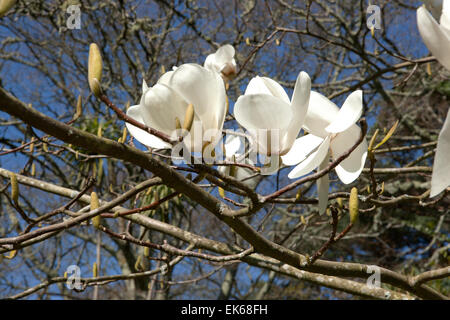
(430, 108, 450, 197)
(224, 134, 242, 158)
(142, 79, 149, 93)
(325, 90, 363, 134)
(303, 91, 340, 138)
(287, 136, 330, 179)
(440, 0, 450, 31)
(165, 63, 227, 131)
(317, 153, 330, 215)
(331, 125, 368, 184)
(142, 83, 189, 134)
(245, 76, 290, 104)
(234, 94, 292, 130)
(281, 134, 324, 166)
(417, 6, 450, 71)
(284, 71, 311, 148)
(126, 105, 171, 149)
(204, 44, 235, 73)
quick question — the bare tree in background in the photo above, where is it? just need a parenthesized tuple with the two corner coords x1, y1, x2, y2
(0, 0, 448, 300)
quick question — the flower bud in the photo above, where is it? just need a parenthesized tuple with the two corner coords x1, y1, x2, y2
(300, 215, 306, 225)
(88, 43, 103, 97)
(93, 262, 98, 278)
(218, 187, 225, 198)
(74, 95, 82, 120)
(6, 250, 17, 259)
(9, 171, 18, 204)
(90, 192, 101, 229)
(349, 187, 359, 224)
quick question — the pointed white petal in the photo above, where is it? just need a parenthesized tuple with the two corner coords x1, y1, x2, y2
(142, 79, 149, 93)
(126, 105, 171, 149)
(303, 91, 340, 138)
(417, 6, 450, 71)
(325, 90, 363, 134)
(245, 76, 290, 104)
(287, 136, 330, 179)
(317, 153, 330, 215)
(281, 134, 324, 166)
(283, 71, 311, 148)
(331, 125, 368, 184)
(430, 108, 450, 197)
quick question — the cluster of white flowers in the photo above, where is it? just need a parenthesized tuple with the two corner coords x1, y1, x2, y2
(125, 0, 450, 214)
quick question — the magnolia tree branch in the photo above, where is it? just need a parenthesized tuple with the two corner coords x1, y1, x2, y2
(0, 87, 446, 300)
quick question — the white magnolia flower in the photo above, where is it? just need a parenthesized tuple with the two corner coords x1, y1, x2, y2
(204, 44, 237, 81)
(233, 72, 311, 174)
(218, 135, 259, 189)
(417, 0, 450, 70)
(281, 90, 368, 214)
(126, 63, 227, 152)
(430, 109, 450, 197)
(417, 1, 450, 196)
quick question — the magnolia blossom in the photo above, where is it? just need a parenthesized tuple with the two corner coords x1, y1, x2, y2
(126, 63, 227, 152)
(233, 72, 311, 174)
(417, 0, 450, 70)
(417, 1, 450, 196)
(430, 109, 450, 197)
(218, 135, 259, 189)
(204, 44, 237, 81)
(282, 90, 368, 214)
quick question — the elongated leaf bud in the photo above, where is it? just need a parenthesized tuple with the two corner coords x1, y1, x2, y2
(0, 0, 15, 18)
(90, 192, 101, 229)
(31, 163, 36, 176)
(9, 171, 18, 204)
(144, 246, 150, 257)
(97, 123, 102, 138)
(74, 95, 82, 120)
(135, 255, 142, 271)
(121, 126, 127, 143)
(295, 188, 302, 200)
(337, 197, 343, 209)
(300, 215, 306, 225)
(6, 250, 17, 259)
(88, 43, 103, 97)
(183, 104, 194, 131)
(349, 187, 359, 224)
(218, 187, 225, 198)
(93, 262, 98, 278)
